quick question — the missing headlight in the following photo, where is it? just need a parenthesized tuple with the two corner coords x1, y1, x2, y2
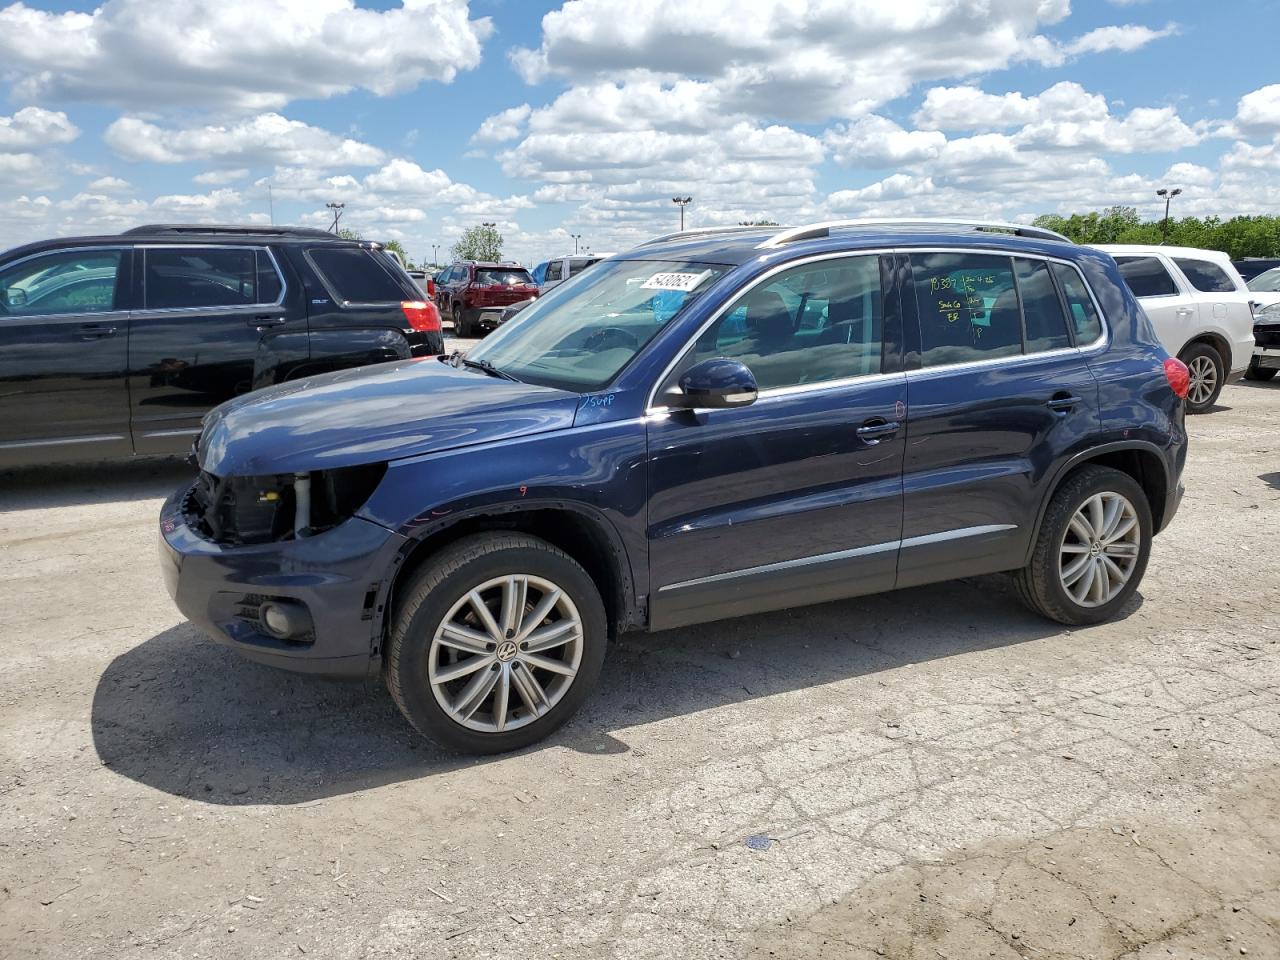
(186, 463, 386, 545)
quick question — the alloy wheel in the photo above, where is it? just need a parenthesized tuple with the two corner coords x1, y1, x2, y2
(1187, 354, 1218, 406)
(427, 574, 583, 733)
(1058, 492, 1141, 607)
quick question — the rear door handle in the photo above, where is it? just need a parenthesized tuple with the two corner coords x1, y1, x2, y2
(1175, 307, 1195, 318)
(251, 314, 286, 329)
(75, 323, 117, 340)
(1046, 395, 1082, 413)
(856, 419, 900, 444)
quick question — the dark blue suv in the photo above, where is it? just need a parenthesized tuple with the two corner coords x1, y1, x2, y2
(160, 220, 1189, 753)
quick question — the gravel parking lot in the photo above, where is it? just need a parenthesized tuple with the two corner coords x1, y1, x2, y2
(2, 375, 1278, 960)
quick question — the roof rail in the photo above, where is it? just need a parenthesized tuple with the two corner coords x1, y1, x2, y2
(756, 218, 1071, 249)
(122, 223, 339, 240)
(638, 225, 778, 247)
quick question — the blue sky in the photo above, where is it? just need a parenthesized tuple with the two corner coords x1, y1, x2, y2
(1, 0, 1278, 266)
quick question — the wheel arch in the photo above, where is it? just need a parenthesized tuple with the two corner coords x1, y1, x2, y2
(378, 501, 639, 662)
(1179, 331, 1231, 370)
(1025, 441, 1173, 565)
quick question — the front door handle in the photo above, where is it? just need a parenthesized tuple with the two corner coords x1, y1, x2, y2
(1046, 394, 1082, 413)
(856, 419, 900, 444)
(75, 323, 117, 340)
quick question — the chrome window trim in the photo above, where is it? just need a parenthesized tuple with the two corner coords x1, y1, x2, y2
(645, 245, 1109, 412)
(137, 243, 287, 313)
(0, 244, 130, 321)
(656, 523, 1017, 593)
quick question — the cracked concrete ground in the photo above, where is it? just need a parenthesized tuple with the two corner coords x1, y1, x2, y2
(1, 378, 1278, 960)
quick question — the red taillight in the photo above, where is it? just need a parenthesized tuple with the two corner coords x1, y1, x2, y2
(1163, 357, 1190, 399)
(426, 277, 435, 298)
(401, 300, 441, 333)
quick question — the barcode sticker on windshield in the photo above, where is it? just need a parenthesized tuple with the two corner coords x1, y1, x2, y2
(641, 270, 710, 292)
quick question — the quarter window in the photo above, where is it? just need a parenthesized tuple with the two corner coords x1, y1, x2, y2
(1014, 258, 1072, 353)
(0, 249, 123, 317)
(145, 248, 281, 310)
(1173, 258, 1236, 293)
(690, 255, 884, 390)
(913, 253, 1020, 366)
(307, 247, 406, 303)
(1051, 262, 1103, 344)
(545, 260, 564, 282)
(1114, 256, 1178, 298)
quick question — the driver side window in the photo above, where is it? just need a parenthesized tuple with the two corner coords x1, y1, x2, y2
(687, 255, 884, 391)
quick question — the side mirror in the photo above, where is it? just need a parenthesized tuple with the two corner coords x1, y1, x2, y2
(5, 287, 27, 308)
(662, 357, 758, 410)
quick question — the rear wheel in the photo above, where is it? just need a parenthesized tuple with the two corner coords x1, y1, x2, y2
(1179, 342, 1224, 413)
(386, 533, 608, 754)
(1015, 466, 1152, 626)
(1244, 359, 1277, 382)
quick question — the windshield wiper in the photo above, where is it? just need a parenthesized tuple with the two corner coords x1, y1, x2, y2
(452, 351, 520, 382)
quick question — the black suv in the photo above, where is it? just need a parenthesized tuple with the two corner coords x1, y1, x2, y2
(0, 224, 443, 467)
(435, 260, 539, 337)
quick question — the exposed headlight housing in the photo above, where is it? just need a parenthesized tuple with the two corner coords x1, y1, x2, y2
(1257, 302, 1280, 322)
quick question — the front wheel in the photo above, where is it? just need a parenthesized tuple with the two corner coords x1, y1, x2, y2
(1244, 359, 1278, 382)
(1014, 465, 1152, 625)
(386, 533, 607, 754)
(1180, 342, 1225, 413)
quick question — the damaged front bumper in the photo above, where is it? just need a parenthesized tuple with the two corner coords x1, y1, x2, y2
(159, 484, 409, 678)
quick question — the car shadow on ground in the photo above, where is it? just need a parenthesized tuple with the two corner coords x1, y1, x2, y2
(0, 458, 195, 512)
(91, 578, 1141, 806)
(1261, 472, 1280, 491)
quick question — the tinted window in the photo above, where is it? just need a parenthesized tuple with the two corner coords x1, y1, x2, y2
(0, 249, 122, 316)
(1115, 256, 1177, 298)
(913, 253, 1020, 366)
(308, 247, 406, 303)
(544, 260, 564, 282)
(568, 258, 595, 277)
(1015, 258, 1072, 353)
(146, 248, 281, 310)
(1051, 262, 1103, 344)
(475, 268, 534, 286)
(1173, 258, 1236, 293)
(691, 255, 883, 390)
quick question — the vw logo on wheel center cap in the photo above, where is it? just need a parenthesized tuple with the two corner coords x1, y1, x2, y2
(1089, 542, 1102, 557)
(496, 640, 519, 662)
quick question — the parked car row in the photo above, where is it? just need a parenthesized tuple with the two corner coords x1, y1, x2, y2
(159, 217, 1191, 753)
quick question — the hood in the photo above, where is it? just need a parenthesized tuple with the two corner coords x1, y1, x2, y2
(198, 357, 581, 476)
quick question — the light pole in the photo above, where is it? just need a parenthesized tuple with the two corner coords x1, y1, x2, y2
(570, 233, 581, 254)
(672, 196, 692, 231)
(431, 243, 439, 267)
(326, 201, 345, 234)
(1156, 187, 1182, 244)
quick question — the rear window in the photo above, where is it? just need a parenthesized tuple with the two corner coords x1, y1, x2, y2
(1173, 258, 1236, 293)
(1114, 256, 1178, 298)
(475, 268, 534, 286)
(307, 247, 406, 303)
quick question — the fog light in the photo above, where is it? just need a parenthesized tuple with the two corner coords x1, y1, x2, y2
(259, 600, 307, 639)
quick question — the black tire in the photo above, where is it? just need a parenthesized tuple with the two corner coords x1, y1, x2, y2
(1014, 465, 1153, 626)
(386, 533, 607, 754)
(1179, 342, 1225, 413)
(1244, 359, 1277, 382)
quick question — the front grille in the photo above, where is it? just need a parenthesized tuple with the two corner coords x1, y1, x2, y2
(1254, 325, 1280, 350)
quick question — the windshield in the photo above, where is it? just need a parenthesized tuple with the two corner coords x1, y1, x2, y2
(1247, 268, 1280, 293)
(475, 268, 533, 286)
(466, 258, 729, 391)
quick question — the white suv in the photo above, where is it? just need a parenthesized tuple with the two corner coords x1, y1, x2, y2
(1095, 244, 1256, 413)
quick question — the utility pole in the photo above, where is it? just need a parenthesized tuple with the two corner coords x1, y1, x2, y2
(570, 233, 581, 254)
(267, 184, 274, 225)
(672, 196, 692, 231)
(1155, 187, 1182, 244)
(326, 202, 345, 234)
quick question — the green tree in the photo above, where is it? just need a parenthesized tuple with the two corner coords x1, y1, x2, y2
(450, 224, 503, 262)
(1032, 208, 1280, 257)
(337, 227, 362, 241)
(380, 239, 410, 266)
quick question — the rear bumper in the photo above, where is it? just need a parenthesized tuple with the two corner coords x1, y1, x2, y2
(159, 486, 409, 678)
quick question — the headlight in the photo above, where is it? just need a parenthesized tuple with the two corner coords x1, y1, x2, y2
(1258, 302, 1280, 322)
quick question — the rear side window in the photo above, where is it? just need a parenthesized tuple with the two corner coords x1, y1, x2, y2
(307, 247, 406, 303)
(1173, 258, 1236, 293)
(1115, 256, 1178, 298)
(568, 258, 595, 277)
(913, 253, 1020, 366)
(145, 248, 281, 310)
(1050, 263, 1103, 344)
(1015, 258, 1072, 353)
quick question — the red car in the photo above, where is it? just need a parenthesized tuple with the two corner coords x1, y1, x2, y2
(435, 261, 539, 337)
